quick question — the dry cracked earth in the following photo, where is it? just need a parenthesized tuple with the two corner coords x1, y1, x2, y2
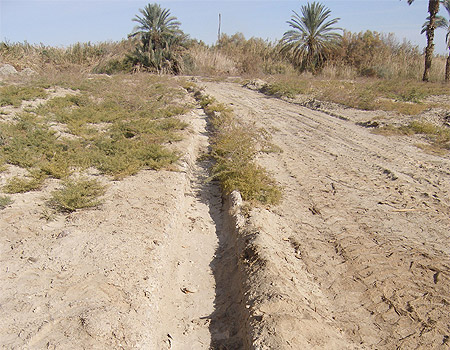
(1, 79, 449, 349)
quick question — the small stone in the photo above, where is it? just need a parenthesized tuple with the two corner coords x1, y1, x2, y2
(56, 230, 70, 239)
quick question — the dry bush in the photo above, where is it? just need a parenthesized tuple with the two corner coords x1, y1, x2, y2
(50, 177, 106, 212)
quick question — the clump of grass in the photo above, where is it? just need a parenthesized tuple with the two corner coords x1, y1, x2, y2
(3, 170, 46, 193)
(193, 89, 281, 205)
(92, 58, 134, 75)
(410, 120, 450, 147)
(376, 119, 450, 152)
(0, 195, 13, 209)
(0, 85, 48, 107)
(50, 177, 106, 212)
(397, 88, 426, 103)
(0, 113, 61, 168)
(40, 157, 72, 179)
(260, 81, 310, 99)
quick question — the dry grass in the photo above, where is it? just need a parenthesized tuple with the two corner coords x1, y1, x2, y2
(0, 40, 134, 73)
(261, 75, 450, 116)
(184, 30, 449, 83)
(376, 120, 450, 152)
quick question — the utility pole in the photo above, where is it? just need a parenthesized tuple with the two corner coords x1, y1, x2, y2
(218, 13, 222, 44)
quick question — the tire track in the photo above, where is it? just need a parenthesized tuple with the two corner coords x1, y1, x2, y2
(203, 81, 450, 349)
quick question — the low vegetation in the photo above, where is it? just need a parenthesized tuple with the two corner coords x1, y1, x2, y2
(0, 72, 191, 211)
(260, 76, 450, 116)
(377, 120, 450, 152)
(190, 86, 281, 205)
(3, 170, 46, 194)
(0, 85, 48, 107)
(0, 195, 13, 209)
(49, 178, 106, 212)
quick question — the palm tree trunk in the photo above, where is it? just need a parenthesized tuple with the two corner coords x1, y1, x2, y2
(446, 54, 450, 82)
(423, 0, 440, 82)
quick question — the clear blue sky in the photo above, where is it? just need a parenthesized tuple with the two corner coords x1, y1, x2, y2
(0, 0, 448, 55)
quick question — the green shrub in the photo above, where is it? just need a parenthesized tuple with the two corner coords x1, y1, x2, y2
(0, 195, 13, 209)
(194, 89, 281, 205)
(260, 82, 309, 99)
(92, 58, 133, 75)
(0, 86, 48, 107)
(50, 178, 106, 212)
(0, 75, 189, 180)
(3, 170, 46, 193)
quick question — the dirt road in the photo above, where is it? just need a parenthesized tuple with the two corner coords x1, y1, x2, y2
(203, 81, 450, 349)
(1, 79, 450, 350)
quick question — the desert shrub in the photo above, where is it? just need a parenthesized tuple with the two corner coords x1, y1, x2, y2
(3, 170, 46, 193)
(0, 113, 61, 168)
(377, 119, 450, 152)
(328, 30, 424, 80)
(50, 178, 106, 212)
(410, 120, 450, 142)
(260, 80, 310, 98)
(0, 74, 189, 180)
(263, 74, 449, 115)
(0, 195, 13, 209)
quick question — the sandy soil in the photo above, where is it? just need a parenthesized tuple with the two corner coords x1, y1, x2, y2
(203, 81, 450, 349)
(1, 78, 450, 350)
(0, 104, 226, 349)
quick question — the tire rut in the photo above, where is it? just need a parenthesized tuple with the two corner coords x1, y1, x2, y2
(150, 106, 245, 349)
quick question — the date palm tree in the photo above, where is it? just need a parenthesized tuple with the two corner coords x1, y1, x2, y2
(280, 2, 341, 72)
(128, 3, 185, 73)
(422, 0, 450, 81)
(406, 0, 440, 81)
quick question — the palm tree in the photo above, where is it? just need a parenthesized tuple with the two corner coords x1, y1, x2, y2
(280, 2, 341, 72)
(422, 0, 450, 81)
(128, 3, 185, 73)
(407, 0, 440, 81)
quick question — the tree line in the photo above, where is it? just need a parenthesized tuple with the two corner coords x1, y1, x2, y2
(128, 1, 450, 82)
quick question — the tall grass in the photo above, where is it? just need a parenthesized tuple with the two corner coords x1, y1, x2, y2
(2, 30, 448, 82)
(184, 30, 448, 82)
(0, 40, 134, 72)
